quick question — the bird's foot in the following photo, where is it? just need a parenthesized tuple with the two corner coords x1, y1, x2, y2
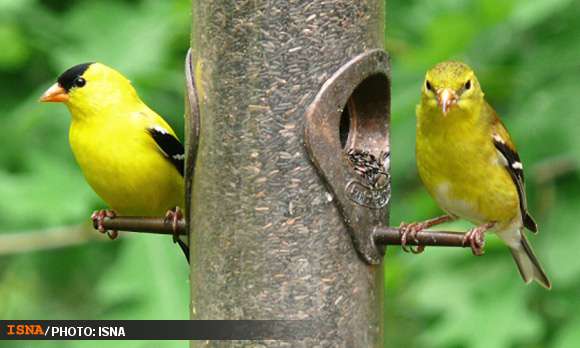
(398, 221, 427, 254)
(462, 223, 494, 256)
(91, 209, 118, 240)
(398, 215, 455, 254)
(164, 207, 184, 244)
(164, 207, 189, 262)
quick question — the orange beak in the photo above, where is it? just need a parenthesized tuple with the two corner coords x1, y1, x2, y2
(39, 83, 69, 103)
(437, 88, 458, 115)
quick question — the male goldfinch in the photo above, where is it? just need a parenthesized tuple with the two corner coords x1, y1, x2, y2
(40, 62, 188, 259)
(402, 61, 550, 289)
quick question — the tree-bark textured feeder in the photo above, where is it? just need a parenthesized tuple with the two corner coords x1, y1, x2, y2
(187, 1, 388, 346)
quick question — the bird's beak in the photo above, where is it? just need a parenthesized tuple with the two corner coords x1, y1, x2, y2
(437, 88, 458, 115)
(39, 83, 68, 103)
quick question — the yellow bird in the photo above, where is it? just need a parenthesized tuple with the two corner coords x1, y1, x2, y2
(403, 61, 550, 288)
(40, 62, 188, 259)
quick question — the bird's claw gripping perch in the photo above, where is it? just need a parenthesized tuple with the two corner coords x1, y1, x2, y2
(398, 222, 426, 254)
(462, 223, 493, 256)
(397, 215, 455, 254)
(463, 228, 485, 256)
(164, 207, 189, 262)
(164, 207, 184, 244)
(91, 209, 118, 240)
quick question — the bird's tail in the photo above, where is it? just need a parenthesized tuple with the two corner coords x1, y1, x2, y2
(177, 236, 190, 263)
(506, 231, 551, 289)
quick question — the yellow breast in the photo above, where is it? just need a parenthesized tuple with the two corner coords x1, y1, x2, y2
(416, 108, 519, 226)
(69, 113, 184, 216)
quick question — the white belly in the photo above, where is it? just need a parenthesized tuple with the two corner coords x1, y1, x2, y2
(434, 182, 485, 224)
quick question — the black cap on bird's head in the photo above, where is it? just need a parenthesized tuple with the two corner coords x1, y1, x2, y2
(40, 62, 94, 102)
(57, 62, 94, 92)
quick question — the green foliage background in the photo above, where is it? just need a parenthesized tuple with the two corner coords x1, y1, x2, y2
(0, 0, 578, 347)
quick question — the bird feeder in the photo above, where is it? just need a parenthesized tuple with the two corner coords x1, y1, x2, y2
(186, 1, 386, 346)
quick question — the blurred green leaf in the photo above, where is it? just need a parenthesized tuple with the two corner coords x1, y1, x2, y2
(0, 23, 29, 69)
(554, 314, 580, 348)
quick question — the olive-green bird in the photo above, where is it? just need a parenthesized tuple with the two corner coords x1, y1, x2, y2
(403, 61, 550, 289)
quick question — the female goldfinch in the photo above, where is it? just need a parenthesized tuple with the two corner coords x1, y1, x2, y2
(40, 62, 188, 259)
(403, 61, 550, 289)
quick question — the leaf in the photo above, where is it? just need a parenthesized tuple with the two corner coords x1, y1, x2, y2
(554, 314, 580, 348)
(96, 235, 189, 320)
(410, 254, 543, 348)
(0, 23, 29, 69)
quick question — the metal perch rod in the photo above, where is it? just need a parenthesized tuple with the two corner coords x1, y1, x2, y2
(95, 216, 468, 247)
(373, 226, 467, 247)
(93, 216, 187, 235)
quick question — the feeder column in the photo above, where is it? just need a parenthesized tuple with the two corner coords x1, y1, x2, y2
(188, 2, 386, 346)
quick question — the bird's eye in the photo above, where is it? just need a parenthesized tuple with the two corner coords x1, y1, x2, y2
(425, 80, 433, 91)
(74, 77, 86, 88)
(464, 80, 471, 90)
